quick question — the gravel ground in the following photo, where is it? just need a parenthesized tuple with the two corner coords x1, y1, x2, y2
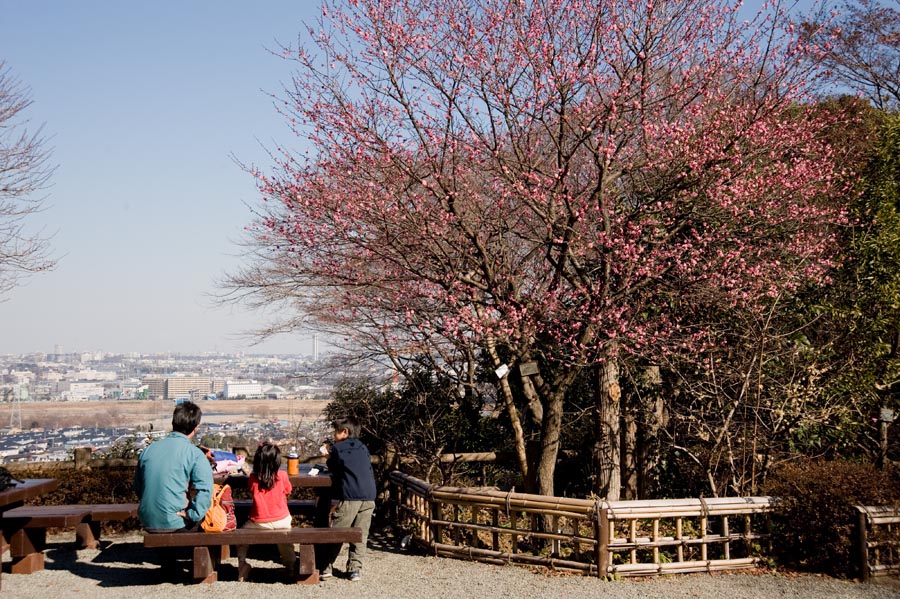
(4, 530, 900, 599)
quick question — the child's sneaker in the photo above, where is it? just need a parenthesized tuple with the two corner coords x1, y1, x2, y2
(319, 566, 333, 580)
(349, 570, 361, 582)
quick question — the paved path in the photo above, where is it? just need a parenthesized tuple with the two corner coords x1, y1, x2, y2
(3, 531, 900, 599)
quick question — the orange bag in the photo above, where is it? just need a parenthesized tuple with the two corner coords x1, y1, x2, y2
(201, 483, 237, 532)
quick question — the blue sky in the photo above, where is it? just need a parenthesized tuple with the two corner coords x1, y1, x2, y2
(0, 1, 322, 355)
(0, 0, 821, 357)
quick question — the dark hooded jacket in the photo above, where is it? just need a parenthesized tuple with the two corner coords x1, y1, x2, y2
(327, 437, 377, 501)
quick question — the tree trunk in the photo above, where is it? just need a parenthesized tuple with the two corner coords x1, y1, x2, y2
(535, 389, 564, 497)
(595, 356, 622, 500)
(639, 365, 666, 499)
(622, 409, 638, 499)
(484, 337, 531, 491)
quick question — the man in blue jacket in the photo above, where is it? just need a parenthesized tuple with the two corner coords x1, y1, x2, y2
(134, 402, 213, 531)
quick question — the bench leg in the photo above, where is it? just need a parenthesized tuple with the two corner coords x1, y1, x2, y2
(76, 522, 101, 550)
(8, 528, 46, 574)
(296, 544, 319, 584)
(192, 545, 222, 583)
(11, 551, 43, 575)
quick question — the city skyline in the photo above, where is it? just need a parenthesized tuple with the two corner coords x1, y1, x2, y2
(0, 1, 322, 355)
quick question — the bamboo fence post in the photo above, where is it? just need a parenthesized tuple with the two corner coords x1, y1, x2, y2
(511, 511, 519, 554)
(430, 494, 441, 552)
(552, 514, 560, 556)
(890, 522, 896, 573)
(572, 518, 580, 559)
(723, 516, 730, 560)
(491, 508, 499, 551)
(418, 493, 428, 542)
(676, 517, 684, 563)
(652, 518, 660, 565)
(390, 475, 400, 523)
(596, 502, 609, 578)
(743, 514, 751, 557)
(629, 519, 637, 564)
(701, 514, 708, 562)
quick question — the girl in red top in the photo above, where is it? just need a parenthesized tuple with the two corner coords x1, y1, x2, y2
(237, 442, 295, 581)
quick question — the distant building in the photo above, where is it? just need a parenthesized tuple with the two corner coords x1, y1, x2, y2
(142, 377, 166, 400)
(165, 376, 211, 400)
(224, 380, 263, 399)
(61, 381, 104, 401)
(139, 375, 212, 400)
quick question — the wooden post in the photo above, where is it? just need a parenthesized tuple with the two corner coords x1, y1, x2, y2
(723, 516, 730, 560)
(596, 503, 609, 578)
(429, 497, 441, 554)
(491, 508, 499, 551)
(511, 511, 518, 554)
(652, 518, 660, 565)
(552, 514, 560, 556)
(73, 447, 93, 469)
(701, 514, 708, 562)
(858, 508, 870, 582)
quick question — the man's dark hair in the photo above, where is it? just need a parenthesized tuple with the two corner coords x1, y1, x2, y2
(172, 402, 202, 435)
(333, 415, 360, 438)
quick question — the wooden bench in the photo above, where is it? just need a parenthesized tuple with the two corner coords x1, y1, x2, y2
(2, 503, 138, 574)
(143, 526, 362, 584)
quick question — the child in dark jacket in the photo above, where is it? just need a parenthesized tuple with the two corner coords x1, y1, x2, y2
(317, 416, 376, 581)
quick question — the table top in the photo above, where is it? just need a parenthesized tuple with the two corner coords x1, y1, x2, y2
(216, 465, 332, 489)
(0, 478, 58, 509)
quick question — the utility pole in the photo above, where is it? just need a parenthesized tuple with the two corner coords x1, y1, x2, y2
(9, 385, 22, 429)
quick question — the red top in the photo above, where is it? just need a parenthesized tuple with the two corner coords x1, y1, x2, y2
(248, 470, 293, 522)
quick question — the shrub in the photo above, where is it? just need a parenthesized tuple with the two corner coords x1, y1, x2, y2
(763, 458, 900, 578)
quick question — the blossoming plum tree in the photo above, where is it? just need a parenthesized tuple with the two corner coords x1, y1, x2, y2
(232, 0, 847, 497)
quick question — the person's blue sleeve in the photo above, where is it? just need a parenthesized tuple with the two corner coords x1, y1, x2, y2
(185, 449, 214, 523)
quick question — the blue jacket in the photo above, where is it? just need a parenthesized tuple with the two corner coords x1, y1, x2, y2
(134, 432, 213, 530)
(327, 438, 376, 501)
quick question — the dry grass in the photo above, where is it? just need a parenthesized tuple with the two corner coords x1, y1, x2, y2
(0, 398, 329, 430)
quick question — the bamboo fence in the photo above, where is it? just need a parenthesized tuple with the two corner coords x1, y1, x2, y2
(856, 505, 900, 581)
(389, 471, 776, 578)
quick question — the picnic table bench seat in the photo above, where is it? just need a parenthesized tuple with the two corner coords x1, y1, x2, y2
(2, 503, 139, 574)
(143, 526, 362, 584)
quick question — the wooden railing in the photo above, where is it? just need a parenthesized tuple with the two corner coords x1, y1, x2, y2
(389, 471, 776, 577)
(856, 505, 900, 581)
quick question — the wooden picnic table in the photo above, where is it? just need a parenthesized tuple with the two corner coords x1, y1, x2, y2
(0, 478, 58, 578)
(217, 465, 334, 526)
(0, 478, 58, 511)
